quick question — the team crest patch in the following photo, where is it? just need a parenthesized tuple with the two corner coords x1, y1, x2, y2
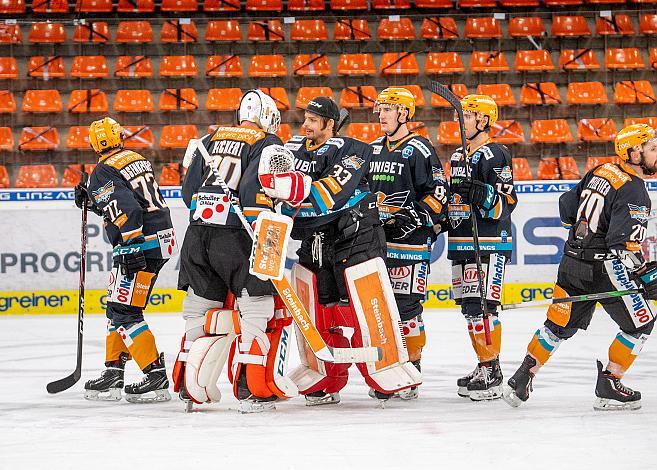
(494, 166, 513, 182)
(341, 155, 365, 170)
(448, 193, 471, 229)
(628, 204, 650, 223)
(432, 165, 446, 182)
(317, 145, 329, 156)
(92, 181, 114, 204)
(402, 146, 413, 159)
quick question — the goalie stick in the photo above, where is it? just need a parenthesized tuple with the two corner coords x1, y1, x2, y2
(430, 81, 492, 345)
(501, 288, 644, 310)
(47, 172, 89, 394)
(335, 108, 350, 134)
(189, 138, 382, 364)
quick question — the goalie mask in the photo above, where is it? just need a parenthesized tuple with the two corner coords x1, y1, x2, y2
(239, 90, 281, 134)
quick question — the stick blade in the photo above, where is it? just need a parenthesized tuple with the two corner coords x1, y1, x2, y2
(429, 81, 462, 111)
(46, 370, 81, 394)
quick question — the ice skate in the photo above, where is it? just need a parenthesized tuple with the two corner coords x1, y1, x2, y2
(124, 353, 171, 403)
(593, 360, 641, 411)
(84, 353, 128, 402)
(503, 354, 535, 408)
(468, 358, 503, 401)
(305, 390, 341, 406)
(238, 395, 277, 414)
(457, 364, 480, 398)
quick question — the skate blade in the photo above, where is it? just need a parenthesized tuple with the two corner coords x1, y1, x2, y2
(184, 400, 194, 413)
(593, 397, 642, 411)
(457, 386, 470, 398)
(469, 385, 503, 402)
(396, 389, 419, 400)
(305, 393, 340, 407)
(125, 389, 171, 404)
(84, 388, 122, 402)
(238, 400, 276, 414)
(501, 386, 524, 408)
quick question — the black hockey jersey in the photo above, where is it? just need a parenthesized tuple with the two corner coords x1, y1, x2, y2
(368, 133, 449, 265)
(559, 162, 651, 261)
(182, 125, 281, 228)
(89, 148, 174, 259)
(284, 135, 373, 234)
(447, 140, 517, 261)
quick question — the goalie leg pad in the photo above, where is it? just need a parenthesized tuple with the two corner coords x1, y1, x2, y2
(185, 334, 234, 403)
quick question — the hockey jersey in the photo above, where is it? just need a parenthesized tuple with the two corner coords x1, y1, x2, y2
(89, 148, 174, 259)
(447, 140, 517, 261)
(284, 135, 373, 235)
(182, 125, 281, 227)
(368, 133, 449, 265)
(559, 162, 651, 261)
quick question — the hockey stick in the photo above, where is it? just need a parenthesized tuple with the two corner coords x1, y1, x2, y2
(430, 81, 492, 345)
(47, 172, 89, 394)
(501, 288, 643, 310)
(190, 139, 381, 364)
(335, 108, 351, 134)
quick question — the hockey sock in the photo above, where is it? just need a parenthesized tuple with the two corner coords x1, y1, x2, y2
(106, 321, 131, 362)
(468, 316, 501, 363)
(402, 316, 426, 363)
(607, 331, 648, 378)
(117, 321, 159, 370)
(527, 325, 564, 372)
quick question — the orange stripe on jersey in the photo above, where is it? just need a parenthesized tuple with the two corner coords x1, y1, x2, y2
(422, 194, 443, 214)
(322, 176, 342, 195)
(121, 226, 143, 242)
(311, 181, 335, 210)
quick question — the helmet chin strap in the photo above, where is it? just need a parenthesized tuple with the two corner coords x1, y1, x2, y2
(385, 109, 408, 139)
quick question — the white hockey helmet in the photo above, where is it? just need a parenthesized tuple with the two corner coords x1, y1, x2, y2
(238, 89, 281, 134)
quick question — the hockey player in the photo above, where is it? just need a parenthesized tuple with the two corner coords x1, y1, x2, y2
(174, 90, 304, 413)
(368, 88, 449, 399)
(504, 124, 657, 411)
(448, 95, 517, 401)
(74, 117, 176, 403)
(284, 96, 421, 405)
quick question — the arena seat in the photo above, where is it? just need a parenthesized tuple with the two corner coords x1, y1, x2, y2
(650, 48, 657, 69)
(491, 120, 525, 144)
(339, 86, 378, 108)
(276, 124, 292, 143)
(437, 121, 461, 145)
(545, 0, 584, 7)
(530, 119, 574, 143)
(515, 50, 555, 71)
(470, 51, 510, 73)
(500, 0, 539, 5)
(378, 18, 415, 40)
(459, 0, 497, 6)
(32, 0, 68, 13)
(161, 0, 198, 11)
(0, 57, 18, 79)
(61, 164, 82, 187)
(0, 0, 25, 14)
(291, 20, 328, 41)
(425, 52, 465, 74)
(114, 90, 155, 112)
(596, 15, 635, 35)
(0, 90, 16, 113)
(508, 17, 545, 37)
(586, 156, 619, 172)
(247, 20, 284, 41)
(296, 87, 334, 109)
(206, 88, 242, 111)
(248, 54, 287, 77)
(0, 23, 22, 44)
(337, 53, 376, 76)
(293, 54, 331, 76)
(330, 0, 368, 9)
(551, 16, 591, 37)
(334, 19, 372, 40)
(577, 118, 617, 141)
(624, 116, 657, 128)
(420, 17, 459, 39)
(639, 14, 657, 34)
(380, 52, 419, 76)
(161, 125, 198, 149)
(0, 127, 14, 150)
(18, 127, 59, 151)
(205, 55, 243, 77)
(258, 87, 290, 110)
(15, 165, 59, 188)
(345, 123, 382, 142)
(558, 157, 581, 180)
(205, 20, 242, 41)
(123, 126, 154, 149)
(160, 56, 198, 77)
(476, 84, 515, 106)
(520, 82, 562, 105)
(288, 0, 325, 10)
(28, 22, 66, 43)
(431, 83, 468, 107)
(416, 0, 453, 6)
(27, 56, 66, 78)
(66, 126, 91, 149)
(246, 0, 282, 10)
(70, 56, 109, 79)
(159, 163, 181, 186)
(605, 48, 645, 69)
(464, 18, 502, 39)
(116, 21, 153, 43)
(117, 0, 154, 11)
(372, 0, 411, 8)
(21, 89, 62, 113)
(73, 21, 110, 43)
(203, 0, 240, 11)
(537, 158, 560, 180)
(560, 49, 600, 70)
(160, 20, 198, 43)
(115, 56, 153, 78)
(159, 88, 199, 111)
(566, 82, 608, 105)
(614, 81, 656, 104)
(75, 0, 112, 11)
(0, 165, 9, 188)
(408, 122, 430, 139)
(402, 85, 426, 107)
(512, 157, 534, 181)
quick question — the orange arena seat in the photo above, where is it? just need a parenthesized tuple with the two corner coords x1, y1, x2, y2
(378, 18, 415, 40)
(32, 0, 68, 13)
(161, 20, 198, 43)
(116, 21, 153, 43)
(117, 0, 155, 11)
(459, 0, 497, 6)
(259, 87, 290, 110)
(28, 56, 66, 79)
(614, 81, 656, 105)
(380, 52, 419, 76)
(28, 22, 66, 43)
(431, 83, 468, 107)
(291, 20, 328, 41)
(205, 20, 242, 41)
(159, 163, 181, 186)
(586, 156, 619, 172)
(500, 0, 539, 5)
(566, 82, 608, 105)
(470, 51, 510, 73)
(73, 21, 110, 43)
(402, 85, 426, 107)
(334, 19, 372, 40)
(18, 127, 59, 151)
(0, 0, 25, 13)
(345, 123, 382, 142)
(75, 0, 112, 11)
(159, 88, 199, 111)
(114, 90, 155, 112)
(551, 16, 591, 37)
(247, 20, 285, 41)
(0, 23, 22, 44)
(293, 54, 331, 76)
(605, 48, 645, 69)
(520, 82, 562, 105)
(205, 55, 243, 77)
(123, 126, 154, 149)
(425, 52, 465, 74)
(0, 90, 16, 113)
(508, 17, 545, 37)
(639, 14, 657, 35)
(464, 18, 502, 39)
(248, 55, 287, 77)
(651, 48, 657, 69)
(203, 0, 241, 11)
(560, 49, 600, 70)
(408, 122, 430, 140)
(577, 118, 617, 142)
(66, 126, 92, 149)
(160, 125, 198, 149)
(596, 15, 635, 35)
(161, 0, 198, 11)
(0, 57, 18, 79)
(21, 89, 62, 113)
(512, 158, 534, 181)
(476, 84, 516, 106)
(420, 17, 459, 39)
(246, 0, 282, 10)
(0, 165, 9, 188)
(416, 0, 457, 5)
(530, 119, 574, 143)
(0, 127, 13, 150)
(61, 165, 82, 187)
(207, 88, 242, 111)
(338, 53, 376, 76)
(544, 0, 583, 4)
(160, 56, 198, 77)
(624, 116, 657, 128)
(537, 158, 560, 180)
(15, 165, 59, 188)
(330, 0, 368, 8)
(372, 0, 411, 7)
(296, 87, 334, 109)
(288, 0, 325, 9)
(437, 122, 461, 145)
(276, 124, 292, 143)
(339, 86, 378, 108)
(70, 56, 109, 79)
(115, 56, 153, 78)
(491, 120, 525, 144)
(515, 50, 555, 71)
(558, 157, 581, 180)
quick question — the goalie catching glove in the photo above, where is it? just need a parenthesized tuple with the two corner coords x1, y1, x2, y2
(384, 206, 433, 240)
(258, 144, 311, 207)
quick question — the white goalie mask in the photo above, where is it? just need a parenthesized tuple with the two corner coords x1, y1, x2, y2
(238, 89, 281, 134)
(258, 144, 296, 176)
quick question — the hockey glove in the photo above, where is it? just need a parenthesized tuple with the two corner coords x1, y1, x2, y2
(458, 179, 496, 212)
(115, 238, 147, 277)
(633, 261, 657, 300)
(74, 184, 103, 216)
(383, 207, 429, 241)
(259, 171, 312, 207)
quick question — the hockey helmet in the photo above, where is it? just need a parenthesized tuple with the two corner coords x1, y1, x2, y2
(615, 123, 657, 161)
(374, 87, 416, 120)
(460, 94, 498, 128)
(238, 89, 281, 134)
(89, 117, 123, 154)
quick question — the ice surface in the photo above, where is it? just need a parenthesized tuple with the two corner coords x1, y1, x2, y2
(1, 308, 655, 469)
